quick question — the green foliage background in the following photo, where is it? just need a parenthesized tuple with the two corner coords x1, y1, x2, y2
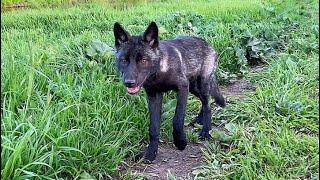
(1, 0, 318, 179)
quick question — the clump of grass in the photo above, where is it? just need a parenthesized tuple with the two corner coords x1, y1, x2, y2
(1, 0, 318, 179)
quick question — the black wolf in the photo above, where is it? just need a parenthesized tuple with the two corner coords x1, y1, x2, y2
(113, 22, 225, 162)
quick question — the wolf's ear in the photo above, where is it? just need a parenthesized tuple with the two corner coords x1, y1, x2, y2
(143, 22, 159, 48)
(113, 22, 130, 49)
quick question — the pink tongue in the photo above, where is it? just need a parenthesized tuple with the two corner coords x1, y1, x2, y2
(127, 86, 140, 94)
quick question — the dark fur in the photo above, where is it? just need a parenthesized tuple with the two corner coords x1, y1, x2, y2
(113, 22, 225, 162)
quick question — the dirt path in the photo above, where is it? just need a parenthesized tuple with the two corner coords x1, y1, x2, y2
(220, 79, 256, 99)
(1, 3, 29, 12)
(119, 75, 258, 180)
(120, 143, 205, 180)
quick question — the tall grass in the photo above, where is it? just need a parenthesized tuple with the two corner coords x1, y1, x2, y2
(1, 0, 319, 179)
(1, 0, 149, 9)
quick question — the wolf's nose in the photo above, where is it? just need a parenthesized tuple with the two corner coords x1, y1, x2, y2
(124, 79, 136, 87)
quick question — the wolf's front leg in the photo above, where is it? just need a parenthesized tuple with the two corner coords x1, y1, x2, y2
(137, 90, 163, 162)
(172, 84, 189, 150)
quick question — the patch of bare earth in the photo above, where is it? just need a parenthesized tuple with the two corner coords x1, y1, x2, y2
(1, 3, 29, 12)
(220, 79, 256, 99)
(119, 71, 260, 179)
(120, 143, 205, 180)
(220, 65, 264, 99)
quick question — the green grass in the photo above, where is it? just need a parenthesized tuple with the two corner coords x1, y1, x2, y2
(1, 0, 147, 9)
(197, 52, 319, 179)
(1, 0, 319, 179)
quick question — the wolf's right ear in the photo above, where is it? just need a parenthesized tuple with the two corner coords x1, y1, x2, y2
(113, 22, 130, 49)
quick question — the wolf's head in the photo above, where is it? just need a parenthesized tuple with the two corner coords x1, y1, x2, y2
(113, 22, 160, 95)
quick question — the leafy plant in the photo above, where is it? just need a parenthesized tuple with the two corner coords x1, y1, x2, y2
(86, 39, 114, 57)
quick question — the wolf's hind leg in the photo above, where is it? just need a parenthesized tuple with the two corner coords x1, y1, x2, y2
(198, 77, 212, 140)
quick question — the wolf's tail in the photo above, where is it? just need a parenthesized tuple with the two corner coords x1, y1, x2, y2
(210, 74, 226, 107)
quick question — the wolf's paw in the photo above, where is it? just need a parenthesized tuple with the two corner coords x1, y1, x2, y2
(174, 138, 187, 150)
(144, 149, 157, 163)
(134, 149, 157, 163)
(199, 130, 212, 140)
(173, 131, 187, 150)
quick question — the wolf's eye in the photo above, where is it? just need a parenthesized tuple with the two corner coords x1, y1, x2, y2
(121, 58, 127, 64)
(141, 59, 147, 64)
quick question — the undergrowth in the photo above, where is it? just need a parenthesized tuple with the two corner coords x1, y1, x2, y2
(1, 0, 318, 179)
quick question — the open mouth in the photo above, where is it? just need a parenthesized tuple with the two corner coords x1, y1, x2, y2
(127, 86, 141, 94)
(125, 75, 149, 95)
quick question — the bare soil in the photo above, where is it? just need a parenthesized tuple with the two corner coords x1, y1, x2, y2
(220, 79, 256, 99)
(120, 143, 205, 180)
(1, 3, 29, 12)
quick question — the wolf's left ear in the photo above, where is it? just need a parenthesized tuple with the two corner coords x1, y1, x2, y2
(114, 22, 130, 49)
(143, 22, 159, 48)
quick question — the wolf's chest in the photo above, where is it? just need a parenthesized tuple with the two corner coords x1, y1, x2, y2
(143, 76, 179, 92)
